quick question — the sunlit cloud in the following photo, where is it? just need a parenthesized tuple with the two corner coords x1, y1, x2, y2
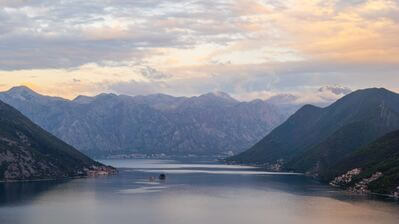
(0, 0, 398, 101)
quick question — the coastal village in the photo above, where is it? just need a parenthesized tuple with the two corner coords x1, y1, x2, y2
(84, 165, 118, 177)
(330, 168, 399, 198)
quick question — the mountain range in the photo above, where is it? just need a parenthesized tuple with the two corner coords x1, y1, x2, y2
(2, 85, 397, 195)
(0, 100, 115, 181)
(228, 88, 399, 196)
(0, 86, 287, 157)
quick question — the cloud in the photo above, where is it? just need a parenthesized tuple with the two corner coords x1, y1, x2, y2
(1, 0, 394, 69)
(281, 0, 399, 63)
(140, 66, 172, 80)
(0, 0, 398, 101)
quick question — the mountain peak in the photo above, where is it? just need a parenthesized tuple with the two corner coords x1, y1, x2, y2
(352, 87, 391, 95)
(3, 86, 41, 101)
(73, 95, 94, 104)
(209, 91, 231, 97)
(7, 86, 37, 95)
(94, 93, 118, 100)
(323, 87, 399, 119)
(201, 91, 238, 102)
(334, 87, 397, 105)
(2, 86, 69, 103)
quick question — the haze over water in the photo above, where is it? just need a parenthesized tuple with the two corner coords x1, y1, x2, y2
(1, 159, 398, 224)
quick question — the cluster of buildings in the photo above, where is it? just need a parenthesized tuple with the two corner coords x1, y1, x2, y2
(84, 165, 117, 177)
(329, 168, 362, 187)
(394, 186, 399, 198)
(349, 172, 383, 194)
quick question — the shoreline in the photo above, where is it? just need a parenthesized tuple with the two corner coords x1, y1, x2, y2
(329, 183, 399, 200)
(223, 160, 399, 200)
(0, 168, 118, 184)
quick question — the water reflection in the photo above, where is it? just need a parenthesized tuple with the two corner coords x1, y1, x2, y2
(0, 159, 398, 224)
(0, 180, 65, 206)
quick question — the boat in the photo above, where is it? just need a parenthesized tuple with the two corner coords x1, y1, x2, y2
(159, 173, 166, 180)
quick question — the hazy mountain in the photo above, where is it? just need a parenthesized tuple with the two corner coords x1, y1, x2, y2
(264, 85, 352, 117)
(0, 87, 287, 157)
(228, 88, 399, 171)
(0, 100, 115, 181)
(264, 94, 301, 117)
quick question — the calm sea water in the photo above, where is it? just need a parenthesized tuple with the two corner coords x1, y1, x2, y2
(0, 159, 398, 224)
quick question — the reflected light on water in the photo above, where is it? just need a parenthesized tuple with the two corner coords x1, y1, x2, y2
(0, 159, 398, 224)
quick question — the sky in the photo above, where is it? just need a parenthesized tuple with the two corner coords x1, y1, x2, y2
(0, 0, 398, 104)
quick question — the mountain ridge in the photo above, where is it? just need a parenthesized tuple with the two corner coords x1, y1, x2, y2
(228, 88, 399, 165)
(227, 87, 399, 196)
(0, 86, 287, 157)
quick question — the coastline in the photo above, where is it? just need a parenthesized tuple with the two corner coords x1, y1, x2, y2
(0, 166, 118, 183)
(223, 160, 399, 200)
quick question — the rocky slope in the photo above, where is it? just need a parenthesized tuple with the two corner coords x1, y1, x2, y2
(0, 100, 116, 181)
(0, 87, 287, 157)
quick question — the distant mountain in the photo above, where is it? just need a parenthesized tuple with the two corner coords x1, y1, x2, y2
(0, 100, 115, 181)
(264, 94, 301, 117)
(228, 88, 399, 167)
(264, 85, 352, 116)
(0, 87, 287, 157)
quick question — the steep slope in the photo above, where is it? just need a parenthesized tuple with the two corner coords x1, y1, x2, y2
(0, 100, 115, 181)
(227, 104, 324, 164)
(286, 88, 399, 174)
(0, 87, 287, 157)
(327, 130, 399, 196)
(228, 88, 399, 170)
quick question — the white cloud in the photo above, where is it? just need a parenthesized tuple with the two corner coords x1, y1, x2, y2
(0, 0, 398, 101)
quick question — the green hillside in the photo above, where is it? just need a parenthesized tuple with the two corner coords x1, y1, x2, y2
(227, 88, 399, 196)
(326, 130, 399, 195)
(228, 88, 399, 167)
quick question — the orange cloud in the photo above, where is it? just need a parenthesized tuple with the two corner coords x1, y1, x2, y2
(1, 0, 398, 99)
(274, 0, 399, 63)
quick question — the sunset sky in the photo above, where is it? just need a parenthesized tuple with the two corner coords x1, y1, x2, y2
(0, 0, 398, 103)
